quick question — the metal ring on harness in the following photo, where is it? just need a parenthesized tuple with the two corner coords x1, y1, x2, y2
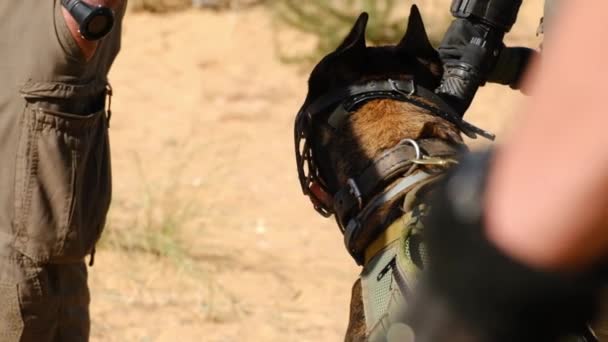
(398, 139, 422, 160)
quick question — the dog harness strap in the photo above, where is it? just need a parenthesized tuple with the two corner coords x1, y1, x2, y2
(334, 139, 461, 230)
(305, 79, 495, 140)
(307, 79, 415, 118)
(345, 171, 434, 264)
(364, 213, 412, 265)
(334, 145, 417, 227)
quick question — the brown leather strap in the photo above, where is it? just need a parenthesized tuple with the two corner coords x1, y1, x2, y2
(333, 139, 463, 230)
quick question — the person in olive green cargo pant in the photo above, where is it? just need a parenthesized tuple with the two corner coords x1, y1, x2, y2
(0, 1, 125, 340)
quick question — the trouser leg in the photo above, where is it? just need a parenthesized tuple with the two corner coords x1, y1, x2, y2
(0, 243, 90, 342)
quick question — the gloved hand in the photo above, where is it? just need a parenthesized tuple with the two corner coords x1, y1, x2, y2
(436, 19, 498, 114)
(404, 151, 604, 342)
(488, 46, 538, 93)
(437, 18, 538, 111)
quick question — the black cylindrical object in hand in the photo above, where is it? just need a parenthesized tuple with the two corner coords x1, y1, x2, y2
(435, 0, 524, 115)
(61, 0, 115, 41)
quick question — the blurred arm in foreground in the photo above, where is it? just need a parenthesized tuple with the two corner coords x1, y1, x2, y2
(487, 0, 608, 277)
(406, 0, 608, 341)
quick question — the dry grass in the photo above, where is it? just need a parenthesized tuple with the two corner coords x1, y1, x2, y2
(127, 0, 264, 12)
(95, 147, 244, 323)
(270, 0, 453, 64)
(128, 0, 193, 12)
(98, 149, 199, 262)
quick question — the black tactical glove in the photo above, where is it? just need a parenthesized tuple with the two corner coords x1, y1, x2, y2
(436, 19, 499, 114)
(438, 19, 537, 106)
(405, 151, 604, 342)
(488, 46, 538, 92)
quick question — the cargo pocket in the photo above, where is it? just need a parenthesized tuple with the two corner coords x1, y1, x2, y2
(0, 284, 24, 342)
(14, 83, 112, 263)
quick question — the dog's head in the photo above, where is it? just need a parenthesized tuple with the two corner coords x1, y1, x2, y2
(296, 5, 462, 215)
(303, 6, 442, 106)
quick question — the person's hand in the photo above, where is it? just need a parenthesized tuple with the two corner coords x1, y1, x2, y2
(487, 47, 539, 94)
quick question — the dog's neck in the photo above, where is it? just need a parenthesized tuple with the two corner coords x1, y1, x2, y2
(322, 99, 462, 184)
(318, 98, 464, 258)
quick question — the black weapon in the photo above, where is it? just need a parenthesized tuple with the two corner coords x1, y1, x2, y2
(436, 0, 523, 115)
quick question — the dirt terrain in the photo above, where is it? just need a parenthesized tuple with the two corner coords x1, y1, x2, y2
(89, 2, 543, 341)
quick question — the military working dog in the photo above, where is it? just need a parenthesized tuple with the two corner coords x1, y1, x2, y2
(294, 6, 478, 341)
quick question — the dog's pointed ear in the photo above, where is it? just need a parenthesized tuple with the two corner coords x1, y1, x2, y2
(335, 12, 368, 56)
(397, 5, 436, 58)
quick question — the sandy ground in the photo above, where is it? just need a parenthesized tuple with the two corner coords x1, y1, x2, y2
(88, 2, 543, 341)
